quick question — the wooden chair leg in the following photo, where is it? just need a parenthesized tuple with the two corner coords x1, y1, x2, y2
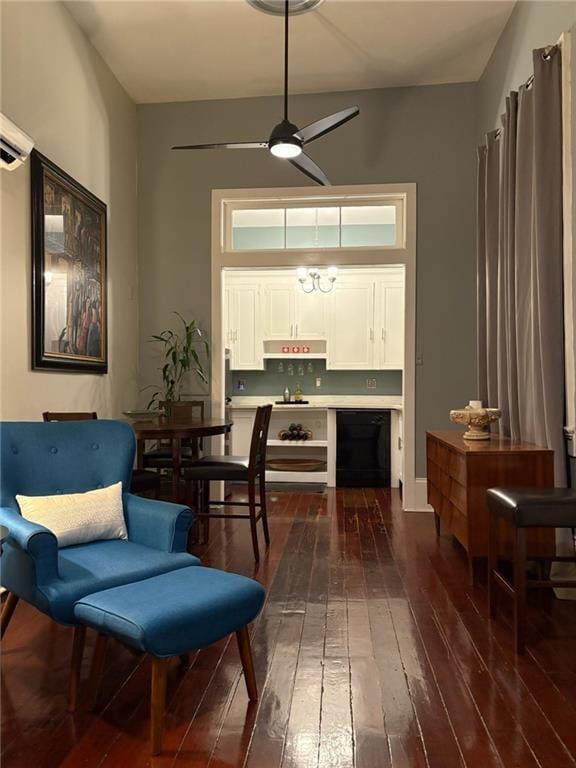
(88, 633, 108, 710)
(1, 593, 19, 638)
(513, 527, 527, 654)
(236, 626, 257, 701)
(248, 480, 260, 562)
(488, 509, 498, 620)
(67, 625, 87, 712)
(150, 657, 169, 756)
(259, 473, 270, 547)
(434, 512, 441, 536)
(202, 480, 210, 544)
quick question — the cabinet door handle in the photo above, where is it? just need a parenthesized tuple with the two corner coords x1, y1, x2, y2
(295, 324, 298, 338)
(370, 328, 374, 342)
(290, 324, 294, 338)
(381, 328, 385, 341)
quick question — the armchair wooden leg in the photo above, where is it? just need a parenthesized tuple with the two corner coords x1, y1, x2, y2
(68, 625, 87, 712)
(88, 633, 108, 711)
(259, 473, 270, 547)
(1, 593, 19, 638)
(236, 626, 257, 701)
(150, 657, 169, 756)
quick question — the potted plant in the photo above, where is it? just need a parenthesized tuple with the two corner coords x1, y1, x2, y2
(144, 312, 209, 410)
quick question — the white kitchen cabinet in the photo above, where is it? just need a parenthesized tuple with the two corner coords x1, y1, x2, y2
(326, 279, 375, 369)
(225, 268, 404, 371)
(375, 276, 404, 369)
(227, 283, 264, 370)
(264, 280, 294, 339)
(294, 288, 327, 339)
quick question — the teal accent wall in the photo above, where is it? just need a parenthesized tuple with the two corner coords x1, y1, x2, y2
(226, 360, 402, 397)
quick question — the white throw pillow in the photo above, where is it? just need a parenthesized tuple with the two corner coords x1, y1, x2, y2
(16, 481, 127, 548)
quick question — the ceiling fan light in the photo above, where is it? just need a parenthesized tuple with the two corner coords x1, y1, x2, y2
(270, 140, 302, 159)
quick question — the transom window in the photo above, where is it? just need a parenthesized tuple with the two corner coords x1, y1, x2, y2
(226, 197, 404, 252)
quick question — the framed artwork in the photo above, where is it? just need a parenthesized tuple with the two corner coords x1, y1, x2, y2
(31, 150, 107, 372)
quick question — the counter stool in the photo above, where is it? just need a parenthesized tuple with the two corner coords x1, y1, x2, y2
(487, 487, 576, 654)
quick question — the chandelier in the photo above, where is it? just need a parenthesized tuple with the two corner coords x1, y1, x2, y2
(296, 266, 338, 293)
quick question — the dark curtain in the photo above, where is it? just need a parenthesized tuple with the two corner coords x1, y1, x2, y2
(477, 47, 566, 488)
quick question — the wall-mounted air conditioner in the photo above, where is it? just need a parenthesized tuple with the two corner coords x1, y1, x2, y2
(0, 113, 34, 171)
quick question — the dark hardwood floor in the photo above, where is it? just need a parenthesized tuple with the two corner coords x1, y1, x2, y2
(2, 487, 576, 767)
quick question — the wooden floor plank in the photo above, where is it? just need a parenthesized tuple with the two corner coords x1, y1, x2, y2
(2, 487, 576, 768)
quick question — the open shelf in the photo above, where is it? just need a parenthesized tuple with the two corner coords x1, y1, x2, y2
(268, 439, 327, 448)
(266, 470, 328, 484)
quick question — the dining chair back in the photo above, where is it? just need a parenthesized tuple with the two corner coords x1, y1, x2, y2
(144, 401, 206, 471)
(43, 411, 97, 421)
(183, 404, 273, 562)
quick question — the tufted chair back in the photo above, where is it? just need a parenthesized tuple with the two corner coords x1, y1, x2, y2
(0, 420, 135, 509)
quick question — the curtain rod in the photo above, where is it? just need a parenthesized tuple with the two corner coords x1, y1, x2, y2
(491, 44, 558, 140)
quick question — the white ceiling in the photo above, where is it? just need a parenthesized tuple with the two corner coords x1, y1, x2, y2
(65, 0, 515, 104)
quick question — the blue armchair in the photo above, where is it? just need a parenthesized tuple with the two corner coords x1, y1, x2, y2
(0, 420, 200, 708)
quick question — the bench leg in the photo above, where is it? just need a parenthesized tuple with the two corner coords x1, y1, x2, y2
(513, 528, 527, 655)
(67, 625, 86, 712)
(236, 626, 258, 701)
(88, 633, 108, 710)
(1, 593, 19, 638)
(151, 657, 169, 755)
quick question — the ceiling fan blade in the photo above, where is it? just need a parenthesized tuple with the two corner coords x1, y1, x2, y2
(172, 141, 268, 150)
(295, 106, 359, 145)
(289, 152, 331, 186)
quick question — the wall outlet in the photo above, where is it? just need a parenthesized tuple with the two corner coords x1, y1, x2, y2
(366, 378, 377, 389)
(237, 379, 246, 391)
(315, 377, 322, 388)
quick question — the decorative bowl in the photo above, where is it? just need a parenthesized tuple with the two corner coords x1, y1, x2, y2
(449, 406, 501, 440)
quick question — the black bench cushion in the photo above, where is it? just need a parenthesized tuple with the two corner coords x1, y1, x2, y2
(487, 487, 576, 528)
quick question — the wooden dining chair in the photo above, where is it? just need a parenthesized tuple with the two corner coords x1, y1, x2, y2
(183, 405, 272, 562)
(142, 400, 205, 470)
(42, 412, 161, 498)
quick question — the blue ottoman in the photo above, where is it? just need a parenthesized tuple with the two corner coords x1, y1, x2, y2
(74, 566, 266, 754)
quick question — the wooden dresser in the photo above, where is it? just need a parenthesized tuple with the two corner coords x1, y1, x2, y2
(426, 431, 554, 581)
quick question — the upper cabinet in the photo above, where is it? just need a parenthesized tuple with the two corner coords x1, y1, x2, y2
(294, 288, 328, 339)
(226, 282, 264, 370)
(263, 276, 328, 340)
(264, 279, 294, 340)
(225, 268, 404, 371)
(375, 271, 404, 369)
(327, 279, 375, 370)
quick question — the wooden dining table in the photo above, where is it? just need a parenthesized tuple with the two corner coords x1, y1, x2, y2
(130, 416, 233, 502)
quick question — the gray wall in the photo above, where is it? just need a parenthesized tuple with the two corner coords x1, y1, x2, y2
(477, 1, 576, 137)
(138, 83, 478, 475)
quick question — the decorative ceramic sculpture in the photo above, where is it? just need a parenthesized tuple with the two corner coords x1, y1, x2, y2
(449, 403, 501, 440)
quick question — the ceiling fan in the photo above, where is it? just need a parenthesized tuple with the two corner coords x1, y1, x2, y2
(172, 0, 359, 186)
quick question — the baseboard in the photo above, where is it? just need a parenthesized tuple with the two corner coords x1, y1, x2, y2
(403, 477, 432, 512)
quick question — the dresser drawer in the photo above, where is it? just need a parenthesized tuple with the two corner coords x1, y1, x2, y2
(447, 450, 466, 485)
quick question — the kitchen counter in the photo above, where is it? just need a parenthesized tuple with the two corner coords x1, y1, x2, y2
(229, 395, 403, 411)
(228, 395, 403, 488)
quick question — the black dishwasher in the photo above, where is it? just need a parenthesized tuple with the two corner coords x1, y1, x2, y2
(336, 410, 391, 487)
